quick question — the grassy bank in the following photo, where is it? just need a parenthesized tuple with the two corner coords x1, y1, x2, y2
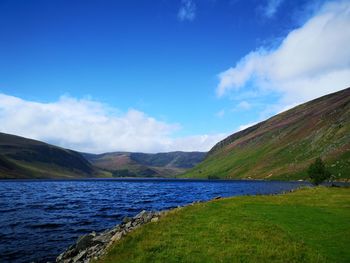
(100, 187, 350, 263)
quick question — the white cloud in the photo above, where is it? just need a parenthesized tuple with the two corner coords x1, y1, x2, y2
(178, 0, 196, 21)
(170, 133, 227, 152)
(216, 109, 225, 118)
(236, 100, 252, 110)
(217, 0, 350, 111)
(263, 0, 285, 18)
(0, 94, 223, 153)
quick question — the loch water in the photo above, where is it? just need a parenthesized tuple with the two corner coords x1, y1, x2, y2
(0, 179, 309, 263)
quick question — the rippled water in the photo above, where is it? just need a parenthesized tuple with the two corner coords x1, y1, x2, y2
(0, 179, 309, 263)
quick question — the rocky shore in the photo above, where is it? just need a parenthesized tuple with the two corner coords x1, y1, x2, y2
(56, 210, 166, 263)
(55, 191, 303, 263)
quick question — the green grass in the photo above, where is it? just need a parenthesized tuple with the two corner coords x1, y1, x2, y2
(100, 187, 350, 263)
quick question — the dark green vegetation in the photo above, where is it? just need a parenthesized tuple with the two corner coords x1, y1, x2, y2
(308, 158, 331, 185)
(83, 151, 206, 178)
(101, 187, 350, 263)
(0, 132, 97, 179)
(183, 88, 350, 180)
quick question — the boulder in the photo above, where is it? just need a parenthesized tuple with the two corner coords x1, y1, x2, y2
(125, 221, 132, 229)
(151, 217, 159, 223)
(122, 217, 132, 223)
(56, 210, 166, 263)
(134, 210, 147, 219)
(75, 232, 96, 251)
(72, 250, 86, 263)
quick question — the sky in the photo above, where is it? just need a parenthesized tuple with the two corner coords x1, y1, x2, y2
(0, 0, 349, 153)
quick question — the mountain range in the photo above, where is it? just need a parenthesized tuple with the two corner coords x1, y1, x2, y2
(0, 132, 205, 179)
(82, 151, 206, 178)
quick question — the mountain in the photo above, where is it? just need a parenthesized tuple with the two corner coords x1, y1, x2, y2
(0, 132, 95, 179)
(83, 151, 206, 178)
(182, 88, 350, 180)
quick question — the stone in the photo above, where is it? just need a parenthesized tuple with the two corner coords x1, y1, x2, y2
(142, 212, 154, 222)
(75, 232, 96, 251)
(111, 231, 123, 242)
(56, 210, 168, 263)
(132, 220, 139, 227)
(134, 210, 147, 219)
(93, 233, 111, 244)
(151, 217, 159, 223)
(122, 216, 132, 223)
(72, 250, 86, 263)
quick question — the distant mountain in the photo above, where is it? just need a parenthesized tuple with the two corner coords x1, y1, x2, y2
(182, 87, 350, 180)
(0, 133, 95, 179)
(83, 151, 206, 178)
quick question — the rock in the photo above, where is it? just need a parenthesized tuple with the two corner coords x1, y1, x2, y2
(56, 210, 166, 263)
(214, 196, 221, 200)
(111, 231, 123, 242)
(75, 232, 96, 251)
(122, 217, 132, 223)
(93, 233, 111, 244)
(132, 220, 140, 227)
(151, 217, 159, 223)
(134, 210, 147, 219)
(72, 250, 86, 263)
(125, 221, 132, 228)
(141, 211, 154, 223)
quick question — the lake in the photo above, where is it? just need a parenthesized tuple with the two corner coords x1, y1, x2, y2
(0, 179, 309, 263)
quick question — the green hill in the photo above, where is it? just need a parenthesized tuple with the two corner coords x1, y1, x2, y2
(0, 132, 95, 179)
(83, 151, 206, 178)
(182, 88, 350, 180)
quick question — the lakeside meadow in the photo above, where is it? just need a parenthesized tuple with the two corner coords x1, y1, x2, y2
(100, 187, 350, 263)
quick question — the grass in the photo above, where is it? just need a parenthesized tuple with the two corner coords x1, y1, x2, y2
(100, 187, 350, 263)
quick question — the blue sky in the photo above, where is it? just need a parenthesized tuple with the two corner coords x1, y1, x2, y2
(0, 0, 349, 153)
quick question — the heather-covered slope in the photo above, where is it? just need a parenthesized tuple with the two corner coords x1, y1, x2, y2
(183, 88, 350, 180)
(83, 151, 206, 178)
(0, 133, 95, 179)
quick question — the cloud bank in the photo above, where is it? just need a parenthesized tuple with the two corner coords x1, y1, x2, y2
(0, 94, 225, 153)
(217, 0, 350, 110)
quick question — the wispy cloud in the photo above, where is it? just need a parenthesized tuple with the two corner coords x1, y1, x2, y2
(0, 94, 225, 153)
(217, 0, 350, 113)
(178, 0, 196, 21)
(263, 0, 285, 18)
(216, 109, 225, 118)
(236, 100, 252, 110)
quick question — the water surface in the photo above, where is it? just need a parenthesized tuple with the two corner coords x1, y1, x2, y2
(0, 179, 309, 262)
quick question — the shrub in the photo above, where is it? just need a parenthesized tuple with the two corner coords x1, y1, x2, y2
(307, 158, 331, 185)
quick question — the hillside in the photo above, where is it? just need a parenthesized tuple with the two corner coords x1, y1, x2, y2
(182, 88, 350, 180)
(0, 133, 95, 179)
(83, 151, 206, 178)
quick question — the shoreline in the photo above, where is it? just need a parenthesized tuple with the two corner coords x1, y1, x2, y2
(1, 177, 349, 183)
(55, 187, 306, 263)
(56, 210, 168, 263)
